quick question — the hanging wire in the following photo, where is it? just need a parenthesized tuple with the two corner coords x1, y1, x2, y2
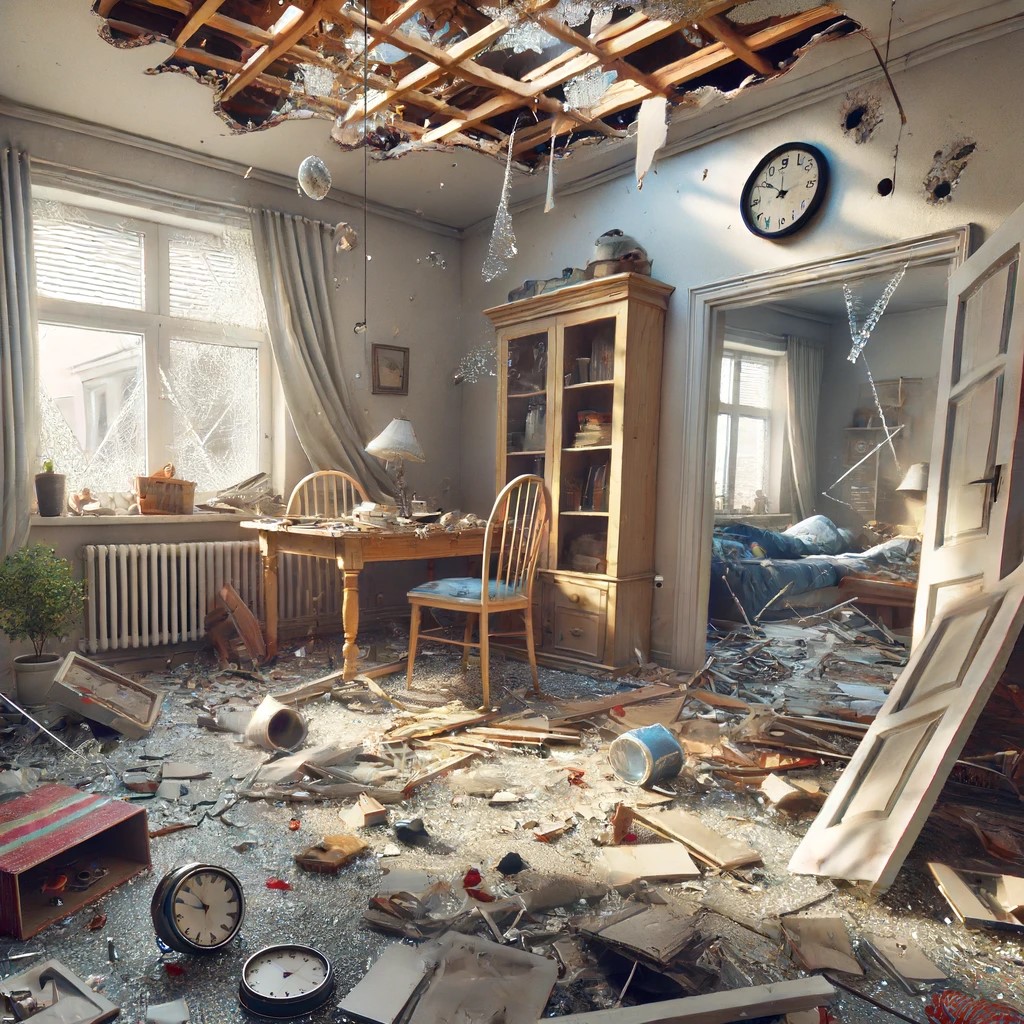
(362, 9, 369, 333)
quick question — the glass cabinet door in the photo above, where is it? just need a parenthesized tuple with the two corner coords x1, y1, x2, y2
(501, 329, 550, 487)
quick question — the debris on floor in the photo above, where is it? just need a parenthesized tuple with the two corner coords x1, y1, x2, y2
(2, 612, 1023, 1021)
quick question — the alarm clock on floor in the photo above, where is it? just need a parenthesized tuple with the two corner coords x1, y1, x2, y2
(238, 944, 335, 1018)
(151, 863, 245, 954)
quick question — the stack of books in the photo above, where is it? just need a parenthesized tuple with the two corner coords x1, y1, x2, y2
(573, 410, 612, 447)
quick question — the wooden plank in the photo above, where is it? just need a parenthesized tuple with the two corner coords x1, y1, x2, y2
(631, 807, 762, 869)
(595, 842, 701, 886)
(928, 863, 1024, 933)
(781, 917, 863, 974)
(175, 0, 227, 45)
(547, 683, 673, 726)
(546, 978, 836, 1023)
(790, 569, 1024, 890)
(221, 1, 326, 102)
(403, 751, 479, 795)
(697, 13, 774, 74)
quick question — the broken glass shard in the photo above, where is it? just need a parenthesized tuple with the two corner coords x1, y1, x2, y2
(845, 264, 908, 363)
(563, 68, 616, 111)
(297, 155, 332, 200)
(335, 223, 359, 252)
(482, 125, 519, 282)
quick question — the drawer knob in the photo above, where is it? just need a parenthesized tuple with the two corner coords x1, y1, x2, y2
(569, 627, 584, 637)
(569, 594, 580, 603)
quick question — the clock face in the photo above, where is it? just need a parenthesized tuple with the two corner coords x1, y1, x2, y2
(240, 945, 335, 1018)
(740, 143, 829, 239)
(151, 864, 245, 954)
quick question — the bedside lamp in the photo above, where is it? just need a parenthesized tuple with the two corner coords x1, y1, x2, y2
(896, 462, 929, 495)
(365, 417, 425, 518)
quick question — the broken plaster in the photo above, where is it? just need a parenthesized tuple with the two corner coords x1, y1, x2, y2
(924, 138, 978, 204)
(840, 90, 884, 144)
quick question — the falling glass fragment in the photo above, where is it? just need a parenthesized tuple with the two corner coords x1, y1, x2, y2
(297, 155, 332, 200)
(335, 223, 359, 252)
(845, 265, 907, 363)
(482, 124, 519, 283)
(544, 121, 557, 214)
(452, 343, 498, 385)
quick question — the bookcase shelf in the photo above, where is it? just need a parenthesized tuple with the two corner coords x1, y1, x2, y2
(487, 273, 674, 669)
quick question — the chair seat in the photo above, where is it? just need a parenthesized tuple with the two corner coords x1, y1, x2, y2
(408, 577, 524, 604)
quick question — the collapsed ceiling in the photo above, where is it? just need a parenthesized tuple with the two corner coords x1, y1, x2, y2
(92, 0, 857, 168)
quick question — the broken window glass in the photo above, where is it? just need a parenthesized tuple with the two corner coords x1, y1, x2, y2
(162, 340, 260, 492)
(37, 323, 147, 494)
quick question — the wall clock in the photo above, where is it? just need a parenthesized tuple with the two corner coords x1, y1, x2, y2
(150, 863, 245, 954)
(238, 944, 335, 1018)
(740, 142, 829, 239)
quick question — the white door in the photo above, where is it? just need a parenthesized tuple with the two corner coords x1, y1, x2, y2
(915, 202, 1024, 642)
(789, 566, 1024, 891)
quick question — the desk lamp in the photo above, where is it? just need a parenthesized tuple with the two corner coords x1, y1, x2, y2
(365, 417, 425, 518)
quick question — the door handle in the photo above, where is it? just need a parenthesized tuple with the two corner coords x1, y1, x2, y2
(969, 464, 1002, 501)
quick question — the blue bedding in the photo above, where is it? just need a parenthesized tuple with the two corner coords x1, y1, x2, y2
(709, 516, 918, 621)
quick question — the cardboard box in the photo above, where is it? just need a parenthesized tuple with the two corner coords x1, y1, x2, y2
(0, 785, 150, 939)
(51, 652, 162, 739)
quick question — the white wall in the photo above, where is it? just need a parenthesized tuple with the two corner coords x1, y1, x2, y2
(458, 28, 1024, 664)
(816, 305, 946, 532)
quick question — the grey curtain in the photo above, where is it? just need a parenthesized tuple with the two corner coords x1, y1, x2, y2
(785, 335, 824, 521)
(250, 209, 393, 500)
(0, 148, 38, 558)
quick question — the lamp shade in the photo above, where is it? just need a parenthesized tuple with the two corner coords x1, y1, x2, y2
(896, 462, 929, 493)
(365, 417, 425, 463)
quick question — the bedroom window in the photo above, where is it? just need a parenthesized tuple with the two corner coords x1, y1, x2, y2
(33, 195, 270, 499)
(715, 350, 776, 514)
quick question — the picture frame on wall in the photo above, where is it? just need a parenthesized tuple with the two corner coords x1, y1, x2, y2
(371, 344, 410, 396)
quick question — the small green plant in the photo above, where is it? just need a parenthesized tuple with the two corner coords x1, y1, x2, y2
(0, 545, 84, 658)
(41, 459, 54, 473)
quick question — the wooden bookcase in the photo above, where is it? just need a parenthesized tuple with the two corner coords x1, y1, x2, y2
(485, 273, 674, 669)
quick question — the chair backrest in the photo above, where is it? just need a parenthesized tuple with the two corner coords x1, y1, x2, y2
(482, 474, 548, 604)
(286, 471, 369, 517)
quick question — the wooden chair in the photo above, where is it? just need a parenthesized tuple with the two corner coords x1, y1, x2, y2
(406, 474, 548, 708)
(286, 470, 368, 518)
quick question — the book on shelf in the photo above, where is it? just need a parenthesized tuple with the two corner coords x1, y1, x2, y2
(590, 336, 614, 381)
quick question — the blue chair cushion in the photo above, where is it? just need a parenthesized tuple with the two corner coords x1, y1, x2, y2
(409, 577, 523, 603)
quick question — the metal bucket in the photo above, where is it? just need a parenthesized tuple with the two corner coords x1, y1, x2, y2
(244, 695, 308, 752)
(608, 723, 684, 787)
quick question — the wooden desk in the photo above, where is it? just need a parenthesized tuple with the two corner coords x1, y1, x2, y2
(241, 521, 485, 679)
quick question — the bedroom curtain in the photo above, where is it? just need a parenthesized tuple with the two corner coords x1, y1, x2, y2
(785, 335, 824, 521)
(0, 148, 39, 558)
(250, 208, 393, 501)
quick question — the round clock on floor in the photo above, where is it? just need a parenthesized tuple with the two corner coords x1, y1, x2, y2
(238, 944, 335, 1018)
(740, 142, 829, 239)
(151, 863, 245, 954)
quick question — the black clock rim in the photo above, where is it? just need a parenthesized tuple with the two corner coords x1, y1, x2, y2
(150, 863, 246, 955)
(740, 142, 830, 240)
(238, 945, 335, 1018)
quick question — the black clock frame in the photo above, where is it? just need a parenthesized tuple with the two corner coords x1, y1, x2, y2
(151, 862, 246, 955)
(238, 944, 336, 1019)
(740, 142, 830, 239)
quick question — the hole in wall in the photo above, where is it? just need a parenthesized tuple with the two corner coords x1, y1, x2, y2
(845, 106, 866, 131)
(839, 91, 883, 144)
(923, 137, 977, 204)
(877, 178, 894, 197)
(932, 181, 952, 201)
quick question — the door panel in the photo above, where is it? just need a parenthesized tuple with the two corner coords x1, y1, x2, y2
(790, 570, 1024, 890)
(915, 201, 1024, 643)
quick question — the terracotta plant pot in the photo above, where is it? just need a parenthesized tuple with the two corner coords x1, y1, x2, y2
(35, 473, 66, 517)
(12, 653, 61, 707)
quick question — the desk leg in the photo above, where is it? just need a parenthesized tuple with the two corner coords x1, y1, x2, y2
(341, 567, 361, 680)
(260, 535, 279, 659)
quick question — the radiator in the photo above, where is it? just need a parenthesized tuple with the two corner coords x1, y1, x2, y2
(82, 542, 341, 654)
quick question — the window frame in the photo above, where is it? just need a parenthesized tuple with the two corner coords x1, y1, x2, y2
(716, 342, 787, 514)
(35, 200, 271, 500)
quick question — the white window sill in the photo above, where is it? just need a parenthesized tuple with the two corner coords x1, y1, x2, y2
(30, 512, 246, 527)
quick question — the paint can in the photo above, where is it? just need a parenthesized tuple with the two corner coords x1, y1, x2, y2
(608, 723, 684, 787)
(244, 695, 308, 752)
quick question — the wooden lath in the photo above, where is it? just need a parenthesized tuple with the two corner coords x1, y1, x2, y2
(94, 0, 848, 166)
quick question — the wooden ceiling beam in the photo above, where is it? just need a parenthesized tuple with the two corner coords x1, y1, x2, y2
(175, 0, 228, 45)
(220, 1, 325, 102)
(696, 13, 773, 75)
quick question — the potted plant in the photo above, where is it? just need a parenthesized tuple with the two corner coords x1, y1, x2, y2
(35, 458, 66, 517)
(0, 545, 84, 706)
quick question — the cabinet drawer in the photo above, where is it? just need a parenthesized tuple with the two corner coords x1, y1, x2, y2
(552, 580, 606, 615)
(552, 608, 604, 659)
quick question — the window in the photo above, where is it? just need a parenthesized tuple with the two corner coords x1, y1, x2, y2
(714, 349, 778, 514)
(33, 196, 270, 499)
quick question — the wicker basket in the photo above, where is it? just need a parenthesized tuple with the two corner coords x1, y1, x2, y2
(135, 464, 197, 516)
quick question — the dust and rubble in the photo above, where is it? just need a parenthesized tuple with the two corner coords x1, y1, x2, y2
(924, 138, 979, 204)
(2, 606, 1023, 1023)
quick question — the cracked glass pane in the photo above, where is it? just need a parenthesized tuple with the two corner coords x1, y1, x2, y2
(163, 340, 260, 491)
(38, 323, 147, 494)
(167, 227, 268, 332)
